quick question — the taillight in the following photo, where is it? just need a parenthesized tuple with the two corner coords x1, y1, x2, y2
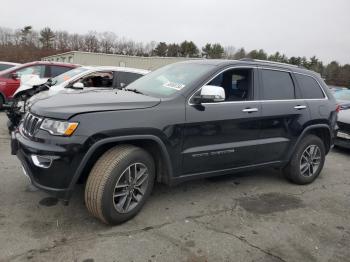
(336, 104, 341, 113)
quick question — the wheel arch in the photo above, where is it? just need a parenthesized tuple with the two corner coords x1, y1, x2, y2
(0, 91, 6, 103)
(288, 124, 332, 160)
(67, 135, 173, 198)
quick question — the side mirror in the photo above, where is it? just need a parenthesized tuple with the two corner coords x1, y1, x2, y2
(72, 82, 84, 88)
(193, 85, 225, 104)
(120, 82, 126, 88)
(11, 72, 19, 80)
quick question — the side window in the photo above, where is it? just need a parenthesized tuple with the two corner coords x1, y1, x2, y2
(49, 66, 72, 77)
(207, 68, 253, 101)
(295, 74, 325, 99)
(0, 64, 13, 71)
(15, 65, 45, 78)
(75, 71, 113, 88)
(116, 72, 142, 88)
(261, 69, 295, 100)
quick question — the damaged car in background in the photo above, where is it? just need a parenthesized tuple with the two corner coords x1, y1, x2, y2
(0, 61, 78, 109)
(6, 66, 149, 131)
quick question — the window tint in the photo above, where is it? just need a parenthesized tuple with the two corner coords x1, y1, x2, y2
(0, 64, 14, 71)
(207, 68, 253, 101)
(50, 66, 72, 77)
(261, 69, 295, 100)
(295, 74, 324, 99)
(116, 72, 142, 88)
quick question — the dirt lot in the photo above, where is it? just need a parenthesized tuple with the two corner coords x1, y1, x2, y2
(0, 111, 349, 262)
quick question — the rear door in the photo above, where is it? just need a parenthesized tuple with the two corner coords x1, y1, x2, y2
(257, 68, 310, 163)
(293, 72, 328, 121)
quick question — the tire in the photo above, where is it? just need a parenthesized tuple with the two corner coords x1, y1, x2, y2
(0, 95, 4, 110)
(85, 145, 155, 225)
(283, 135, 325, 185)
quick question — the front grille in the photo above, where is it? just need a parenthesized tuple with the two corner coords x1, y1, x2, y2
(21, 113, 43, 137)
(338, 121, 350, 134)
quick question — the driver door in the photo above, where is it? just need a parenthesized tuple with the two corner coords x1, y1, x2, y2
(182, 67, 262, 175)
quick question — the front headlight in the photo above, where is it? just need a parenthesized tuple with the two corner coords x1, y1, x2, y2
(40, 118, 79, 136)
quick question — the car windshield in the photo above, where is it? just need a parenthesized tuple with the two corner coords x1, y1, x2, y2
(334, 90, 350, 101)
(125, 63, 215, 97)
(51, 67, 89, 85)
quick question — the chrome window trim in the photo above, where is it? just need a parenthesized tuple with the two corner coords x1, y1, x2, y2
(187, 65, 328, 106)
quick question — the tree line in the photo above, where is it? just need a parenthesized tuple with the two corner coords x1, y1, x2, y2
(0, 26, 349, 87)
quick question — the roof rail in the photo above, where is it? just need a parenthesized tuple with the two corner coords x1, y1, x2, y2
(239, 58, 298, 68)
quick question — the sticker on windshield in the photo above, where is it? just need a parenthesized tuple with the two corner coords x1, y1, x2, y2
(162, 81, 185, 90)
(63, 75, 71, 81)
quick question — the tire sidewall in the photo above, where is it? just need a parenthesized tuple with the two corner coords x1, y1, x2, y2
(0, 95, 4, 109)
(101, 148, 155, 224)
(290, 135, 326, 184)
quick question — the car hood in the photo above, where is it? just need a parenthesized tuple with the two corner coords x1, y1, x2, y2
(30, 89, 161, 120)
(338, 109, 350, 124)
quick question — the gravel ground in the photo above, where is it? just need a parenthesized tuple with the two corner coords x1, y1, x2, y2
(0, 112, 349, 262)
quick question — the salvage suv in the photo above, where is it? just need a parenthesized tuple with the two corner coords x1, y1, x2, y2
(11, 59, 338, 225)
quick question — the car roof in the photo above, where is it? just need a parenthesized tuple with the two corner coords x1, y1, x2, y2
(0, 61, 21, 66)
(0, 61, 80, 75)
(180, 59, 319, 76)
(80, 66, 150, 75)
(22, 61, 80, 67)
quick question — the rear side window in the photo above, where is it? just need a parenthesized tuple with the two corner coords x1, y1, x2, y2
(116, 72, 142, 88)
(295, 74, 325, 99)
(0, 64, 14, 71)
(49, 66, 73, 77)
(261, 69, 295, 100)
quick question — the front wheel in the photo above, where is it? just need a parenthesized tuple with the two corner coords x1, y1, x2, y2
(85, 145, 155, 225)
(0, 95, 4, 110)
(283, 135, 325, 185)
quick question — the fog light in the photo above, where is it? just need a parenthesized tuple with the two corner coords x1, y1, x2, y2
(31, 155, 58, 168)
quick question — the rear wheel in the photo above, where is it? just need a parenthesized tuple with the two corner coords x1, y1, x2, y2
(284, 135, 325, 184)
(85, 145, 155, 225)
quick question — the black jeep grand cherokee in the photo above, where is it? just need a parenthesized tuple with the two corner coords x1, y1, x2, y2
(12, 59, 338, 225)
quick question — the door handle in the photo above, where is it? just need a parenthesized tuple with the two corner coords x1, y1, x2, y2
(242, 108, 258, 113)
(294, 105, 307, 110)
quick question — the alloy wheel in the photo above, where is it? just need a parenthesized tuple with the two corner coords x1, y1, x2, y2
(299, 145, 321, 177)
(112, 163, 149, 213)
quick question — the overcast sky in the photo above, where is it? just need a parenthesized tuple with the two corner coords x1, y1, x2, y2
(1, 0, 349, 64)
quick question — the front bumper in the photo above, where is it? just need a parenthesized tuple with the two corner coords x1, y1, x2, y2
(11, 129, 87, 200)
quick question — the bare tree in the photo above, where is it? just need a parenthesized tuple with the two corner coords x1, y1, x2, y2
(223, 45, 236, 59)
(84, 31, 99, 52)
(55, 30, 70, 51)
(98, 31, 117, 54)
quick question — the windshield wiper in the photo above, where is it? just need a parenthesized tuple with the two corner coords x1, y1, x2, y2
(123, 88, 144, 95)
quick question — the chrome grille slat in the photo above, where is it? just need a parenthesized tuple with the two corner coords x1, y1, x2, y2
(21, 113, 43, 137)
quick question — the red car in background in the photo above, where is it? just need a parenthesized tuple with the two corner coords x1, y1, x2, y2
(0, 61, 79, 108)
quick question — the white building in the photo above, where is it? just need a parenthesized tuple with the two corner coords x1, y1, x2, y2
(42, 51, 196, 70)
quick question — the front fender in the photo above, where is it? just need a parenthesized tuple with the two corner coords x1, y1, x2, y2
(64, 134, 173, 200)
